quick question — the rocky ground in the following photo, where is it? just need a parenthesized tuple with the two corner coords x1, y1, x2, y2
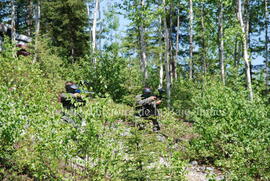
(68, 119, 225, 181)
(186, 161, 225, 181)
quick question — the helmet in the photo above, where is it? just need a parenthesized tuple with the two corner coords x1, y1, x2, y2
(65, 82, 79, 93)
(143, 88, 152, 95)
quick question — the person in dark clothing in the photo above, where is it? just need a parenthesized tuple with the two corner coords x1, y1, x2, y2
(59, 82, 85, 109)
(135, 88, 161, 132)
(58, 81, 87, 127)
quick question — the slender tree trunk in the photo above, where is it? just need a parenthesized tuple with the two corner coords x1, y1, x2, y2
(86, 3, 91, 50)
(175, 8, 180, 80)
(27, 0, 33, 36)
(201, 3, 207, 76)
(244, 0, 252, 80)
(159, 16, 164, 89)
(11, 0, 16, 42)
(33, 0, 40, 64)
(92, 0, 99, 63)
(163, 0, 171, 108)
(237, 0, 254, 101)
(218, 1, 225, 84)
(98, 0, 102, 50)
(169, 1, 176, 82)
(139, 0, 148, 86)
(159, 52, 164, 89)
(265, 0, 269, 91)
(11, 0, 16, 57)
(234, 39, 238, 67)
(189, 0, 193, 80)
(0, 36, 3, 52)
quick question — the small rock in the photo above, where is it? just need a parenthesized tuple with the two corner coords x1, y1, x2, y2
(206, 167, 214, 172)
(215, 175, 225, 181)
(157, 134, 166, 142)
(190, 161, 198, 166)
(120, 128, 131, 136)
(199, 166, 206, 171)
(159, 157, 169, 167)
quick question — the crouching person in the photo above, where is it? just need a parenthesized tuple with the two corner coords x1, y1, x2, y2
(58, 81, 86, 126)
(59, 81, 86, 109)
(135, 88, 161, 132)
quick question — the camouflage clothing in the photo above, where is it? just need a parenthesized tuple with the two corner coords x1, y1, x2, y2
(135, 94, 159, 117)
(135, 94, 160, 131)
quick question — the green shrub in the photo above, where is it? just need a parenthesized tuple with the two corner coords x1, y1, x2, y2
(189, 80, 270, 180)
(0, 50, 186, 179)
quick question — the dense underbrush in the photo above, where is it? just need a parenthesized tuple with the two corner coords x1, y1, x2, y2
(184, 80, 270, 180)
(1, 44, 269, 180)
(0, 53, 189, 180)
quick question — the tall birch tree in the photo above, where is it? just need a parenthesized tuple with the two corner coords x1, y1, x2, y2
(159, 16, 164, 89)
(175, 8, 180, 80)
(218, 1, 225, 84)
(92, 0, 99, 58)
(163, 0, 171, 107)
(189, 0, 193, 80)
(264, 0, 269, 91)
(33, 0, 40, 63)
(237, 0, 254, 101)
(27, 0, 33, 36)
(11, 0, 16, 42)
(92, 0, 99, 52)
(139, 0, 148, 86)
(11, 0, 16, 57)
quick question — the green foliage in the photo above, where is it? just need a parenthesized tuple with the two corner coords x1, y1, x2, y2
(188, 80, 270, 180)
(0, 43, 186, 179)
(0, 52, 62, 179)
(67, 48, 133, 102)
(171, 79, 198, 119)
(41, 0, 89, 60)
(89, 53, 128, 101)
(1, 0, 270, 180)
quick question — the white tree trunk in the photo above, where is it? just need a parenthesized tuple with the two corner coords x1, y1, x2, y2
(33, 0, 40, 63)
(0, 36, 3, 52)
(163, 0, 171, 108)
(265, 0, 269, 91)
(189, 0, 193, 80)
(159, 16, 164, 89)
(159, 55, 164, 89)
(98, 0, 102, 50)
(201, 3, 206, 76)
(86, 3, 91, 43)
(237, 0, 254, 101)
(27, 0, 33, 36)
(175, 9, 180, 80)
(218, 1, 225, 84)
(11, 0, 16, 57)
(92, 0, 99, 63)
(11, 0, 16, 42)
(244, 0, 252, 80)
(169, 1, 175, 83)
(139, 0, 148, 85)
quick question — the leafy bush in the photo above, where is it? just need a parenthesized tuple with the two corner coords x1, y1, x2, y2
(171, 79, 198, 119)
(0, 48, 186, 179)
(66, 51, 130, 102)
(0, 47, 66, 179)
(189, 80, 270, 180)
